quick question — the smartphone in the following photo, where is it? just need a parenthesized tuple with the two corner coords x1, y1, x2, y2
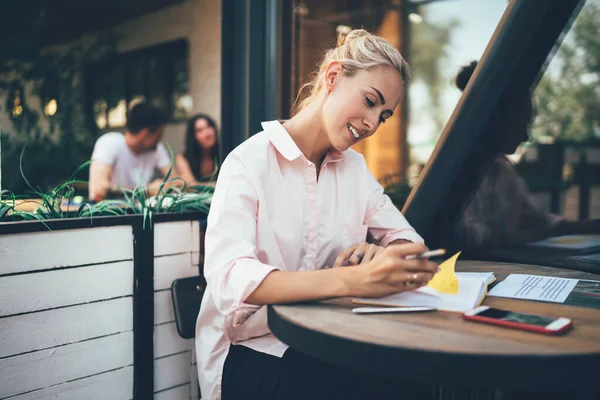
(463, 306, 572, 334)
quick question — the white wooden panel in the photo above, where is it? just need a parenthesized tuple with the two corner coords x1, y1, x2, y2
(192, 250, 201, 266)
(155, 253, 197, 291)
(154, 352, 191, 393)
(191, 220, 200, 253)
(190, 365, 199, 400)
(0, 297, 132, 358)
(0, 261, 133, 317)
(155, 322, 193, 359)
(155, 221, 194, 256)
(0, 332, 133, 398)
(0, 226, 133, 276)
(191, 346, 197, 364)
(155, 290, 176, 324)
(9, 366, 133, 400)
(154, 384, 191, 400)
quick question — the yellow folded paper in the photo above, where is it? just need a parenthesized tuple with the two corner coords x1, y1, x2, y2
(427, 251, 461, 294)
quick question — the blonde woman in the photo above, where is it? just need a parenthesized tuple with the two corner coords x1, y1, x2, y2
(196, 30, 438, 399)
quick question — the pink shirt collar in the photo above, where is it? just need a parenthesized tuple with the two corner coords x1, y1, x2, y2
(261, 120, 345, 164)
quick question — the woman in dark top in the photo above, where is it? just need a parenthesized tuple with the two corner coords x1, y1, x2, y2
(175, 114, 219, 185)
(454, 61, 599, 249)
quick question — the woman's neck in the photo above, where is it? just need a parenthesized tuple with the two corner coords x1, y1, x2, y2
(286, 97, 332, 166)
(199, 160, 214, 179)
(201, 147, 212, 159)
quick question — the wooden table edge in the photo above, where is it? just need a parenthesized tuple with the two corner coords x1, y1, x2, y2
(268, 303, 600, 390)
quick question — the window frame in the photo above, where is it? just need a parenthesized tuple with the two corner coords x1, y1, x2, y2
(85, 38, 190, 132)
(402, 0, 586, 247)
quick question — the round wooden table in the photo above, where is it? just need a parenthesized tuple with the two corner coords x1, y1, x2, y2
(268, 261, 600, 393)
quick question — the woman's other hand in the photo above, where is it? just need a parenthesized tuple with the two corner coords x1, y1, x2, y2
(333, 242, 385, 267)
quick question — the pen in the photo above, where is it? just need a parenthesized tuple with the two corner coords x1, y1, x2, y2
(405, 248, 446, 260)
(352, 306, 436, 314)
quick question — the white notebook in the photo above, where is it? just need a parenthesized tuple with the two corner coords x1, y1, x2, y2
(353, 272, 495, 313)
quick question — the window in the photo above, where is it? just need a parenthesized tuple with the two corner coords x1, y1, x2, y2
(288, 0, 508, 187)
(86, 39, 191, 131)
(524, 0, 600, 219)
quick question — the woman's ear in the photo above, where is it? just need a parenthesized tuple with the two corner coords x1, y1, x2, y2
(324, 61, 343, 90)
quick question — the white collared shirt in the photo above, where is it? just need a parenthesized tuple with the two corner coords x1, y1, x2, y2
(195, 120, 423, 399)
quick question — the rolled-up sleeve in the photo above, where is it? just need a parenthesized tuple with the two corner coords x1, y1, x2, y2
(204, 154, 280, 322)
(360, 159, 423, 246)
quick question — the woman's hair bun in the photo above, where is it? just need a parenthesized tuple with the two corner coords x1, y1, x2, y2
(455, 61, 478, 91)
(337, 28, 371, 47)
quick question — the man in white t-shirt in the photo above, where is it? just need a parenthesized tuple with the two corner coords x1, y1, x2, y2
(89, 102, 172, 201)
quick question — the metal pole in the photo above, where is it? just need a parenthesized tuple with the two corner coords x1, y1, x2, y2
(0, 125, 2, 193)
(399, 0, 411, 181)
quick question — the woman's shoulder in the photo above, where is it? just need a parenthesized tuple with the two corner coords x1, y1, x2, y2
(492, 156, 521, 178)
(231, 131, 270, 158)
(222, 131, 271, 170)
(483, 155, 527, 194)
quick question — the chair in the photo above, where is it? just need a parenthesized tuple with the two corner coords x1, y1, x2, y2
(171, 276, 205, 339)
(171, 276, 205, 399)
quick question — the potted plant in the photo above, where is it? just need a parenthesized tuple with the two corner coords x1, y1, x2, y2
(0, 156, 212, 398)
(381, 172, 413, 210)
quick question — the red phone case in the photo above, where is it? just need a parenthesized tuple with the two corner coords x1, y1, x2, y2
(462, 312, 572, 334)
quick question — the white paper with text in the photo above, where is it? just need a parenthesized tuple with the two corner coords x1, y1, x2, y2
(488, 274, 578, 303)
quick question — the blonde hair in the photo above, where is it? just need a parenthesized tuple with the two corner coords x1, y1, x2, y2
(295, 29, 411, 113)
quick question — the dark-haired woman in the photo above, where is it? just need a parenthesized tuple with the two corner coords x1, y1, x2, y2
(175, 114, 219, 186)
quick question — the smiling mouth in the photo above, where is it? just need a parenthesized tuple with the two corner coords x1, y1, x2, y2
(348, 124, 360, 140)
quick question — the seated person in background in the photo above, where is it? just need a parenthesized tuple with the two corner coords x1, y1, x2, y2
(454, 61, 599, 249)
(88, 102, 172, 201)
(175, 114, 219, 186)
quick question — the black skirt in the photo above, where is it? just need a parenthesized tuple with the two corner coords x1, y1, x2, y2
(221, 343, 427, 400)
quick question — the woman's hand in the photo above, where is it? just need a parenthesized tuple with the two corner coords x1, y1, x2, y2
(344, 242, 439, 298)
(333, 242, 385, 267)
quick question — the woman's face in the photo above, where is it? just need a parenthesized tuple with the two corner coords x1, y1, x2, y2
(194, 118, 216, 149)
(321, 64, 404, 152)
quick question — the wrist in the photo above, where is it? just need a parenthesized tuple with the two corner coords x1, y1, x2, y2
(337, 265, 364, 297)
